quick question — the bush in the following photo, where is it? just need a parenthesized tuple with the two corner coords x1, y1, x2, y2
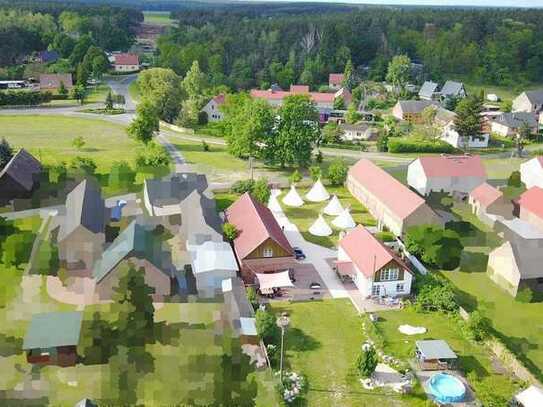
(309, 166, 322, 181)
(108, 161, 136, 189)
(413, 274, 459, 313)
(465, 311, 492, 341)
(1, 231, 35, 267)
(47, 163, 67, 184)
(0, 90, 52, 106)
(246, 287, 258, 310)
(70, 156, 97, 175)
(327, 159, 348, 185)
(222, 223, 238, 241)
(255, 309, 278, 340)
(356, 342, 378, 378)
(135, 142, 170, 168)
(252, 178, 271, 204)
(231, 179, 255, 194)
(202, 140, 210, 151)
(387, 138, 457, 153)
(405, 225, 463, 270)
(507, 170, 522, 187)
(516, 287, 534, 303)
(375, 231, 395, 242)
(197, 111, 208, 125)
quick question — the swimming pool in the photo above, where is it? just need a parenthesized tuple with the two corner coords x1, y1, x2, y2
(428, 372, 466, 403)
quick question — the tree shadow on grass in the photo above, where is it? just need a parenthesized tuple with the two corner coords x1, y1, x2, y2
(459, 355, 489, 378)
(491, 329, 542, 380)
(459, 252, 489, 274)
(285, 327, 321, 352)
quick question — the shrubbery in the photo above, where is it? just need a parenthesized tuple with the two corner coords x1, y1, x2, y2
(230, 178, 270, 204)
(135, 142, 170, 168)
(255, 309, 278, 340)
(413, 273, 459, 313)
(327, 159, 348, 185)
(0, 90, 52, 106)
(405, 224, 463, 270)
(507, 170, 522, 187)
(387, 138, 457, 153)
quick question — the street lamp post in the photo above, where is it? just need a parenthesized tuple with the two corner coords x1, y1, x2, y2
(276, 313, 290, 383)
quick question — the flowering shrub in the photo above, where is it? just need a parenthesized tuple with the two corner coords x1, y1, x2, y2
(281, 371, 307, 404)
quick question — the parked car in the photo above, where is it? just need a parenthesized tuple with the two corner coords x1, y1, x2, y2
(293, 247, 306, 260)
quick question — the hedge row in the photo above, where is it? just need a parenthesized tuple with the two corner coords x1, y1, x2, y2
(0, 90, 52, 106)
(387, 138, 457, 153)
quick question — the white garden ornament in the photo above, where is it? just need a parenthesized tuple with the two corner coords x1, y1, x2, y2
(332, 208, 356, 229)
(308, 214, 333, 237)
(282, 185, 304, 207)
(323, 195, 344, 216)
(305, 179, 330, 202)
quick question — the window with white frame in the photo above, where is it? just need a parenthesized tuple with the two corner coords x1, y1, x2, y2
(396, 283, 405, 293)
(263, 247, 273, 257)
(380, 268, 399, 281)
(371, 285, 381, 296)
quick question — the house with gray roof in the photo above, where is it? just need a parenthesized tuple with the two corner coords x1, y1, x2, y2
(339, 123, 378, 142)
(58, 179, 105, 271)
(23, 311, 82, 366)
(513, 89, 543, 114)
(439, 80, 467, 101)
(392, 100, 438, 123)
(418, 81, 439, 100)
(491, 112, 538, 137)
(93, 220, 172, 301)
(0, 149, 42, 204)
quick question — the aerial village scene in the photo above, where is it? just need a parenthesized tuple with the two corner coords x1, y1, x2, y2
(1, 0, 543, 406)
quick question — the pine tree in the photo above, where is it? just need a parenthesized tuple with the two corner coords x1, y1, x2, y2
(0, 138, 13, 169)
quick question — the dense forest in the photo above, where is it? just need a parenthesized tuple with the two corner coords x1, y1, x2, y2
(0, 1, 142, 67)
(156, 5, 543, 91)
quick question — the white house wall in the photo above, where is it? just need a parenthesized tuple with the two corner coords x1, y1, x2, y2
(520, 159, 543, 189)
(407, 160, 429, 196)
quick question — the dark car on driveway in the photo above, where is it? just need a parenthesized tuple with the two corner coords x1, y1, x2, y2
(293, 247, 306, 260)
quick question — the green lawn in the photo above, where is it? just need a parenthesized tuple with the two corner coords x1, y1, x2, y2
(270, 299, 417, 407)
(143, 11, 176, 26)
(373, 308, 519, 402)
(482, 157, 529, 181)
(464, 81, 543, 103)
(1, 115, 139, 173)
(278, 184, 377, 248)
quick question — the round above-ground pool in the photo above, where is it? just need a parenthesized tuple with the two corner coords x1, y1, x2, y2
(427, 372, 466, 403)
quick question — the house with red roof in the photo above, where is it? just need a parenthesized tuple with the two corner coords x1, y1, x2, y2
(515, 187, 543, 232)
(225, 193, 295, 284)
(469, 183, 512, 225)
(407, 155, 487, 197)
(201, 94, 225, 122)
(520, 157, 543, 189)
(329, 73, 344, 90)
(250, 84, 352, 122)
(113, 53, 139, 73)
(336, 226, 413, 298)
(347, 159, 441, 236)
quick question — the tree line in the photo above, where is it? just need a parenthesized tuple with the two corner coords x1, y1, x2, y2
(157, 4, 543, 91)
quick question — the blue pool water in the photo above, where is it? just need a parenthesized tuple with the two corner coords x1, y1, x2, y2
(428, 373, 466, 403)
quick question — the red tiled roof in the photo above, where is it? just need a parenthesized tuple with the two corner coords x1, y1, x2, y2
(39, 74, 73, 89)
(339, 226, 409, 278)
(225, 193, 293, 261)
(517, 186, 543, 220)
(417, 155, 486, 178)
(470, 183, 503, 207)
(114, 53, 139, 66)
(349, 159, 427, 220)
(213, 94, 225, 105)
(290, 85, 310, 94)
(250, 88, 336, 104)
(329, 73, 344, 85)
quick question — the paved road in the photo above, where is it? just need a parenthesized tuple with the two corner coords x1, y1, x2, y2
(106, 74, 137, 112)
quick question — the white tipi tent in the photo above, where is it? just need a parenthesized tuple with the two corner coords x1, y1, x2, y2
(282, 185, 304, 207)
(323, 195, 344, 216)
(268, 192, 282, 213)
(332, 208, 356, 229)
(305, 179, 330, 202)
(309, 214, 333, 237)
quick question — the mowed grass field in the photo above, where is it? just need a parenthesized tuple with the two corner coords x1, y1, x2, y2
(143, 11, 175, 26)
(0, 115, 140, 173)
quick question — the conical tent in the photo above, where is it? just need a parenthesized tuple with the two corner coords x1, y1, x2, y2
(268, 193, 282, 213)
(282, 185, 304, 207)
(323, 195, 344, 216)
(305, 179, 330, 202)
(309, 214, 333, 237)
(332, 208, 356, 229)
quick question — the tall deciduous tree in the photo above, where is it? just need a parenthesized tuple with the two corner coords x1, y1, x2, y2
(454, 96, 483, 150)
(342, 59, 355, 90)
(127, 99, 159, 144)
(111, 264, 155, 348)
(222, 93, 274, 159)
(137, 68, 184, 122)
(385, 54, 411, 95)
(263, 95, 319, 167)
